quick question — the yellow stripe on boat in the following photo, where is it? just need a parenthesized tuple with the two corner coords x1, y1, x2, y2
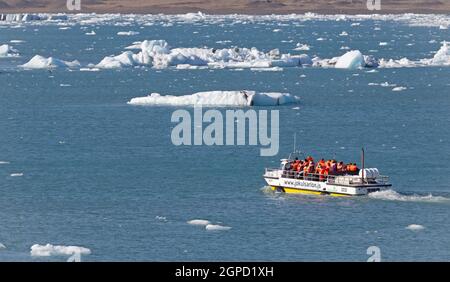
(271, 186, 349, 197)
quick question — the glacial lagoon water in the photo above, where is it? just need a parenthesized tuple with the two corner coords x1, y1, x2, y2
(0, 14, 449, 261)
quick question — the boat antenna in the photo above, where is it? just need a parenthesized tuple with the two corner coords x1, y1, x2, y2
(361, 147, 365, 183)
(293, 133, 296, 153)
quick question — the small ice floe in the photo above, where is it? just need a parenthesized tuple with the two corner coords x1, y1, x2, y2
(379, 42, 389, 46)
(30, 244, 91, 257)
(294, 43, 310, 51)
(0, 44, 19, 57)
(0, 243, 6, 250)
(439, 25, 448, 30)
(339, 31, 349, 36)
(187, 219, 211, 226)
(380, 82, 397, 87)
(85, 31, 96, 36)
(20, 55, 80, 69)
(155, 216, 167, 222)
(0, 161, 10, 165)
(60, 84, 71, 87)
(80, 68, 100, 72)
(250, 67, 283, 72)
(406, 224, 425, 231)
(10, 40, 25, 43)
(117, 31, 140, 36)
(392, 86, 407, 91)
(205, 224, 232, 231)
(10, 173, 23, 177)
(316, 37, 325, 41)
(272, 29, 281, 33)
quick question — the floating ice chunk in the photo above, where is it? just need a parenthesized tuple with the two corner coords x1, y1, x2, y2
(10, 173, 23, 177)
(0, 243, 5, 250)
(0, 44, 19, 57)
(20, 55, 80, 69)
(251, 67, 283, 72)
(339, 31, 348, 36)
(85, 30, 96, 36)
(378, 57, 415, 68)
(406, 224, 425, 231)
(30, 244, 91, 257)
(439, 25, 448, 30)
(0, 161, 10, 164)
(430, 42, 450, 65)
(205, 224, 232, 231)
(380, 82, 396, 87)
(117, 31, 140, 36)
(80, 67, 100, 72)
(363, 55, 379, 68)
(294, 43, 310, 51)
(127, 91, 300, 107)
(379, 42, 388, 46)
(392, 86, 407, 91)
(187, 219, 211, 226)
(335, 50, 364, 69)
(96, 51, 137, 69)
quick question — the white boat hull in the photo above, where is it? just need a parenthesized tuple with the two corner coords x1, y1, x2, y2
(264, 170, 391, 196)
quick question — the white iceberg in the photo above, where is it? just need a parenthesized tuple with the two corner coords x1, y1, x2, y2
(0, 44, 19, 57)
(127, 91, 300, 107)
(406, 224, 425, 231)
(187, 219, 211, 226)
(430, 41, 450, 65)
(96, 39, 309, 70)
(30, 244, 91, 257)
(392, 86, 407, 91)
(335, 50, 364, 69)
(117, 31, 140, 36)
(294, 43, 310, 51)
(205, 224, 232, 231)
(20, 55, 80, 69)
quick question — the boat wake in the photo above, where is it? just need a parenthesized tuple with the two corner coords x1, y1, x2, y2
(368, 189, 450, 204)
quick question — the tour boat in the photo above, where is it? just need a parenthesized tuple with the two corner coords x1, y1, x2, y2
(263, 149, 392, 197)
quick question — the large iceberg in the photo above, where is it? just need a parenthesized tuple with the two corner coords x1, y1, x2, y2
(96, 40, 309, 70)
(20, 55, 80, 69)
(378, 42, 450, 68)
(335, 50, 364, 69)
(430, 41, 450, 65)
(127, 91, 300, 107)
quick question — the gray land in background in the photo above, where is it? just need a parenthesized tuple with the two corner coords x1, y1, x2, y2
(0, 0, 449, 14)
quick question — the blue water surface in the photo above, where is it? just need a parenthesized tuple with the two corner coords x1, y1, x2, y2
(0, 16, 449, 261)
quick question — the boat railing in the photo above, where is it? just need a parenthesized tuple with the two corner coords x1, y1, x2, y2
(265, 168, 390, 185)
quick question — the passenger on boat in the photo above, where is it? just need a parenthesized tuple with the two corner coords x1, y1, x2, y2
(347, 163, 360, 175)
(329, 161, 337, 175)
(318, 164, 329, 182)
(337, 161, 346, 174)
